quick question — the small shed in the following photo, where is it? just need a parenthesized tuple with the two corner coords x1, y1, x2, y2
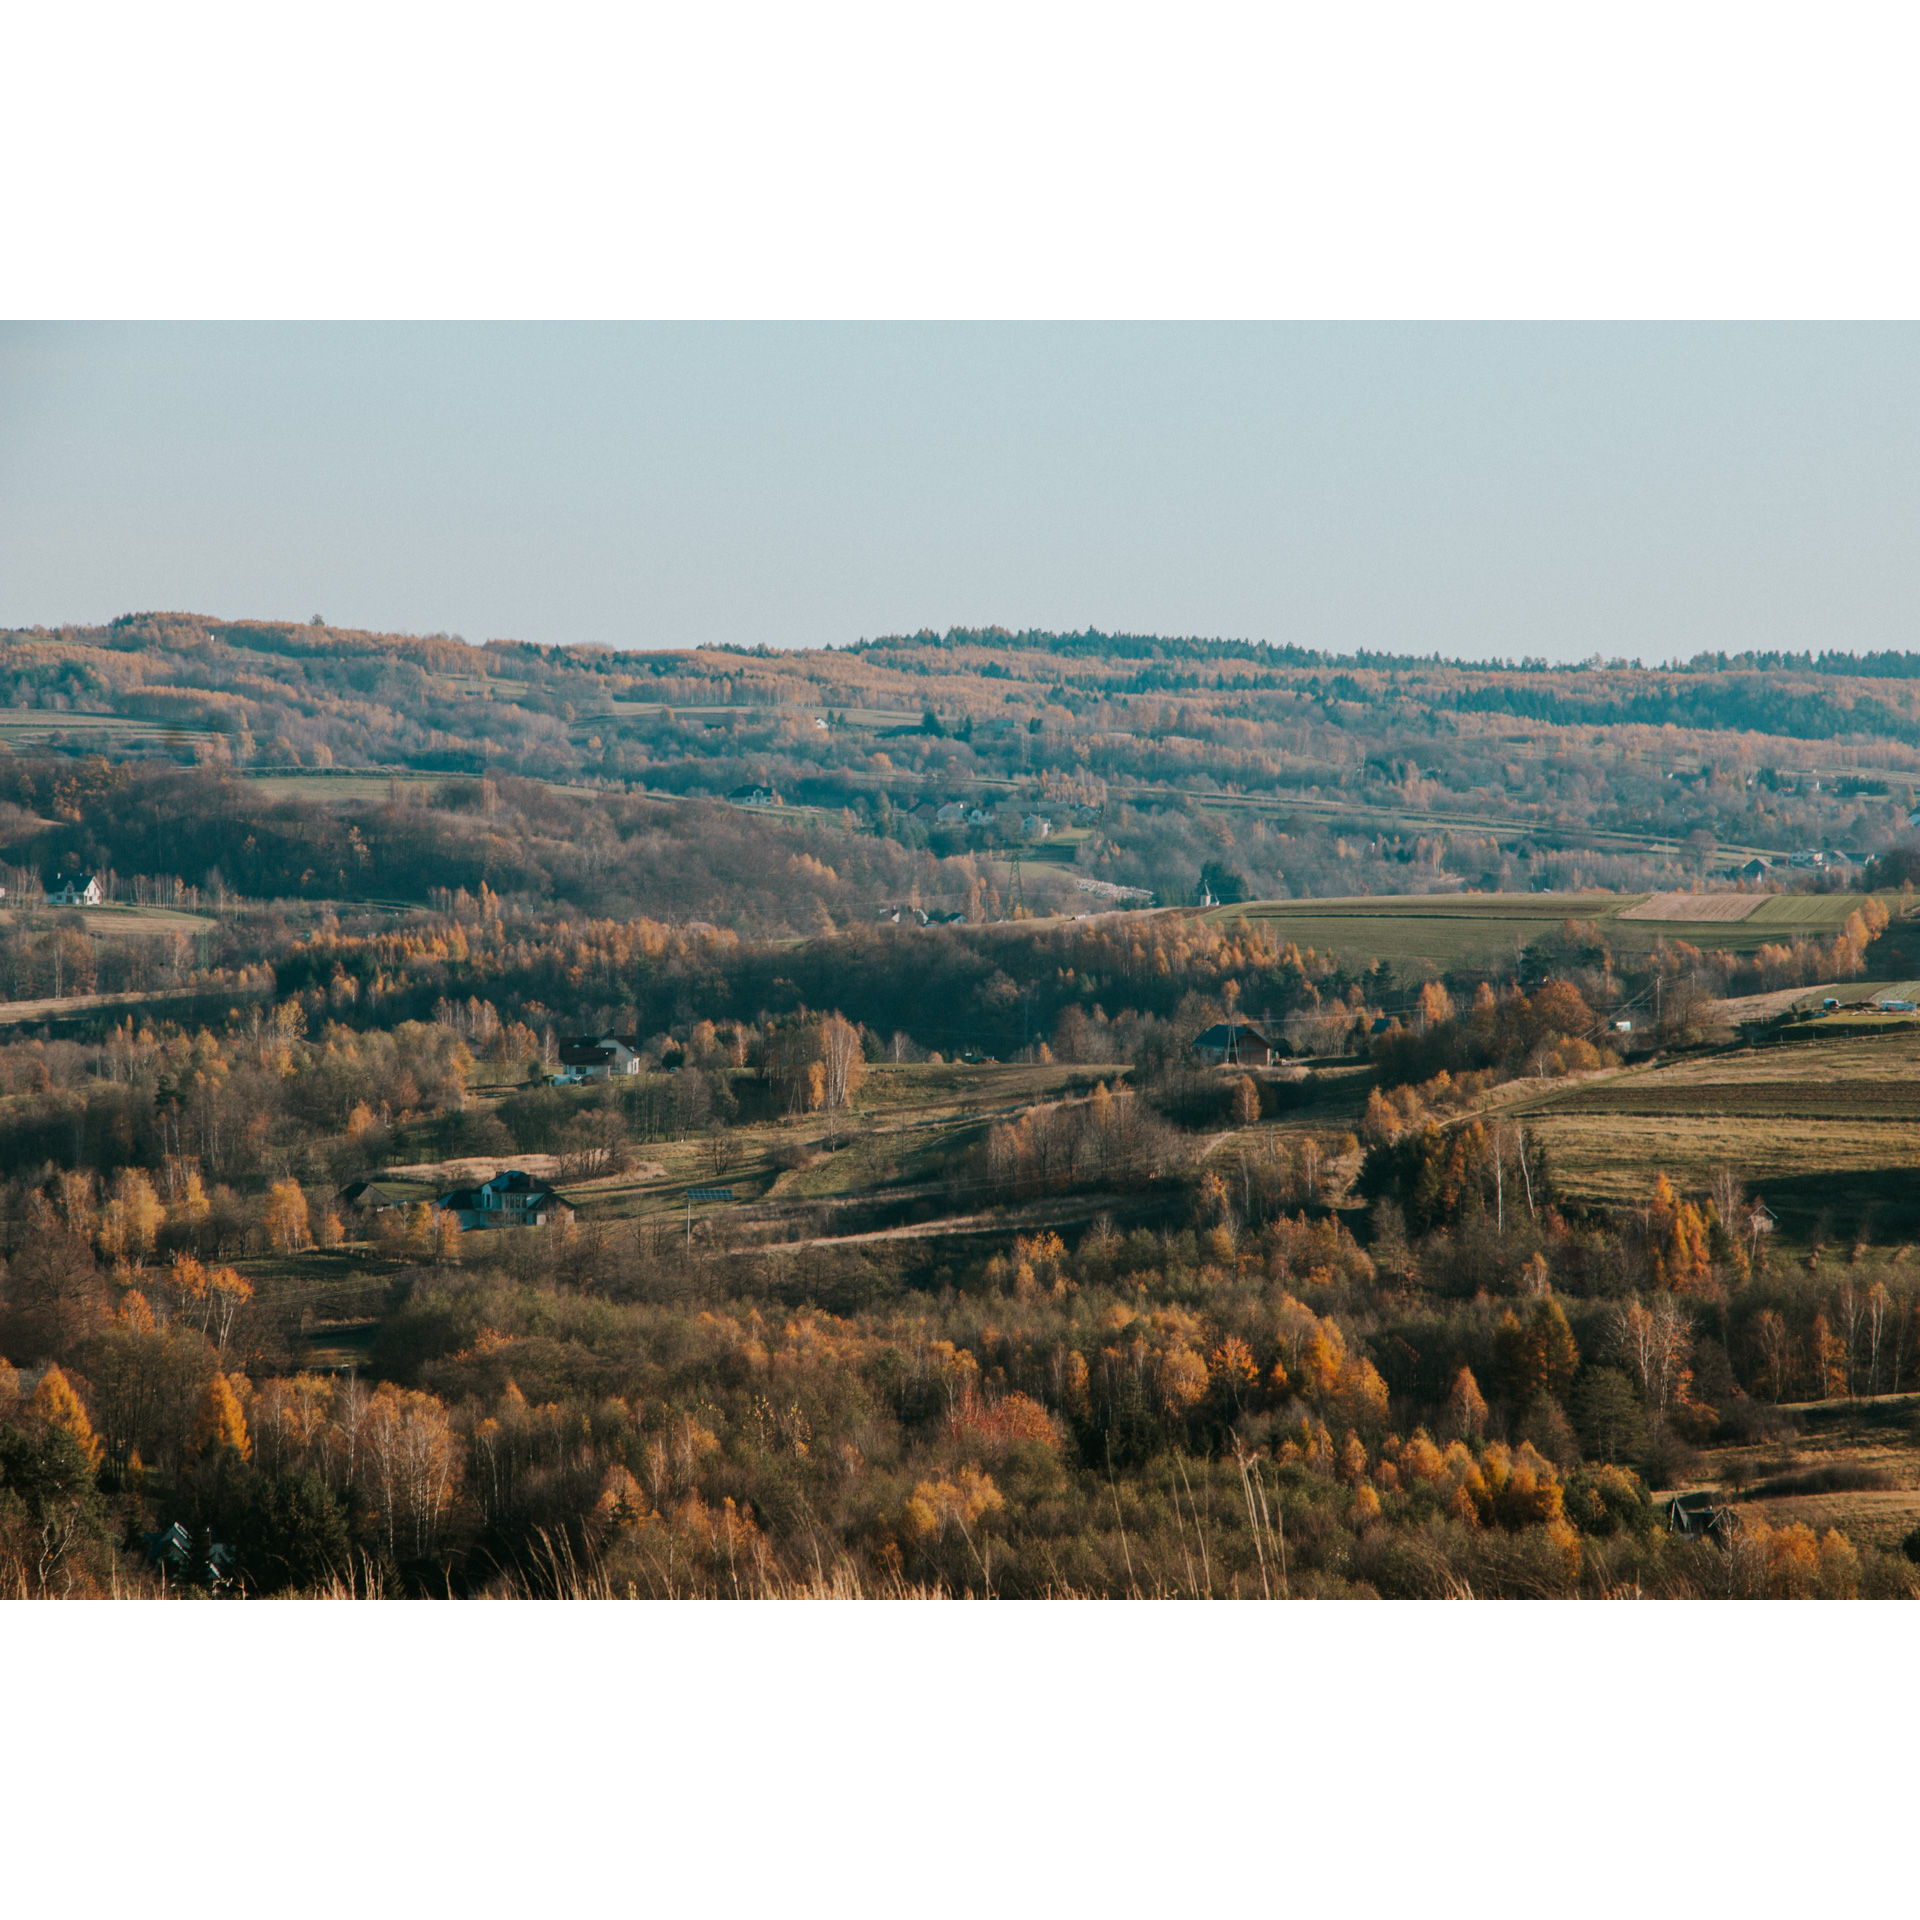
(338, 1179, 407, 1215)
(1192, 1019, 1284, 1067)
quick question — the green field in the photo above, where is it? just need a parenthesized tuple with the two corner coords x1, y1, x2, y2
(0, 902, 217, 933)
(0, 715, 224, 752)
(240, 769, 444, 802)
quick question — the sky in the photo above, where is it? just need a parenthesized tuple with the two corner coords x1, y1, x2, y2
(3, 322, 1918, 664)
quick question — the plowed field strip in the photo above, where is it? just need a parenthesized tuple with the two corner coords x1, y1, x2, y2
(1549, 1081, 1920, 1117)
(1616, 891, 1761, 923)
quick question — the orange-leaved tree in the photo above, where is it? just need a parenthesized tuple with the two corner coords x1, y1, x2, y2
(189, 1372, 251, 1462)
(264, 1180, 311, 1254)
(30, 1363, 103, 1468)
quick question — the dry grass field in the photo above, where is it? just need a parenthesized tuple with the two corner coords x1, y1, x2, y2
(0, 902, 216, 934)
(1674, 1395, 1920, 1552)
(1616, 891, 1761, 922)
(1210, 892, 1631, 967)
(1208, 888, 1905, 970)
(1507, 1029, 1920, 1236)
(376, 1059, 1131, 1248)
(239, 770, 445, 803)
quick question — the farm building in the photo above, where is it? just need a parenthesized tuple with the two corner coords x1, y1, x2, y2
(1192, 1019, 1285, 1067)
(337, 1179, 408, 1216)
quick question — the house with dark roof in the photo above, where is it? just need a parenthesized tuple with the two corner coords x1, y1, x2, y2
(144, 1521, 234, 1589)
(434, 1168, 576, 1231)
(1191, 1019, 1285, 1067)
(338, 1179, 408, 1215)
(46, 871, 102, 906)
(553, 1033, 641, 1084)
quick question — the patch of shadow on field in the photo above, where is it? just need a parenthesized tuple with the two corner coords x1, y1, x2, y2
(1753, 1168, 1920, 1242)
(1792, 1393, 1920, 1438)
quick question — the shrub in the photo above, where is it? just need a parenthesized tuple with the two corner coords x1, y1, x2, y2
(1562, 1463, 1655, 1539)
(1749, 1463, 1891, 1500)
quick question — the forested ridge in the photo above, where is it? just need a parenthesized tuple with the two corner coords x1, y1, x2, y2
(4, 612, 1920, 914)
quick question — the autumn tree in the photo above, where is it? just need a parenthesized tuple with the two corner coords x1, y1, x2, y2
(817, 1013, 867, 1114)
(1609, 1296, 1692, 1418)
(264, 1179, 311, 1254)
(1442, 1364, 1489, 1440)
(901, 1465, 1005, 1590)
(100, 1167, 165, 1265)
(206, 1266, 253, 1350)
(405, 1203, 438, 1260)
(29, 1364, 103, 1468)
(0, 1222, 109, 1363)
(189, 1372, 251, 1462)
(1491, 1297, 1578, 1410)
(1809, 1312, 1845, 1401)
(360, 1383, 462, 1561)
(0, 1420, 110, 1595)
(1207, 1335, 1261, 1416)
(1526, 1297, 1581, 1405)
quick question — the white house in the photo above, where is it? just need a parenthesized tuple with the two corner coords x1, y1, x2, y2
(934, 801, 968, 825)
(46, 872, 102, 906)
(1022, 814, 1052, 839)
(552, 1033, 642, 1084)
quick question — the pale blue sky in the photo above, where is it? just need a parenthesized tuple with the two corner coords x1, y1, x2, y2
(3, 323, 1917, 662)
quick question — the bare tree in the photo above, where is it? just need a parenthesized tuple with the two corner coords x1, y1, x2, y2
(1708, 1163, 1745, 1226)
(1866, 1281, 1891, 1395)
